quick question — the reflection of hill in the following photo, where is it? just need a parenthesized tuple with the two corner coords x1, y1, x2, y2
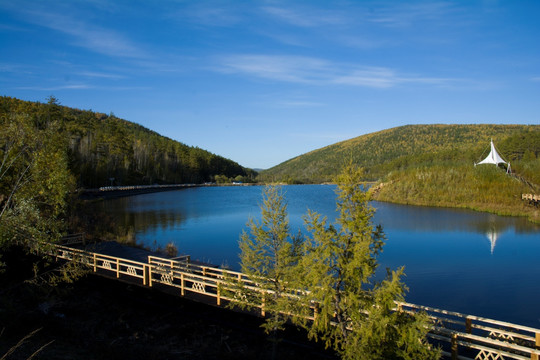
(91, 196, 191, 234)
(374, 201, 539, 235)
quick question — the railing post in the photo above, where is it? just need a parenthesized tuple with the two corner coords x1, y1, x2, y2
(149, 265, 153, 287)
(466, 317, 472, 334)
(143, 265, 147, 286)
(261, 295, 265, 317)
(180, 273, 185, 296)
(116, 259, 120, 278)
(536, 332, 540, 348)
(93, 254, 97, 272)
(217, 287, 221, 306)
(532, 352, 539, 360)
(451, 333, 458, 360)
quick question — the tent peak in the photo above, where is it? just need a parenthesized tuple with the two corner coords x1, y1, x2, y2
(475, 139, 510, 173)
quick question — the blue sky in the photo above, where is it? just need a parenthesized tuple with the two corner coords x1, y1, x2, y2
(1, 1, 539, 169)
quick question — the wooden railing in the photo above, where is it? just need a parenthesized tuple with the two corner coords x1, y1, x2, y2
(60, 233, 86, 246)
(398, 303, 540, 360)
(50, 244, 540, 360)
(522, 194, 540, 206)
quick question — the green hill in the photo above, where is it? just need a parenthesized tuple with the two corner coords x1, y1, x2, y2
(259, 124, 540, 222)
(259, 124, 539, 183)
(0, 96, 256, 188)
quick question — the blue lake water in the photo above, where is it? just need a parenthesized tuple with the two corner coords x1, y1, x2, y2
(94, 185, 540, 328)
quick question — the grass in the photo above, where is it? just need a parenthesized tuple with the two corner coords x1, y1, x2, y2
(373, 163, 539, 223)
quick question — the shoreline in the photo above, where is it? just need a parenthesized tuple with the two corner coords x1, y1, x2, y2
(372, 194, 540, 224)
(78, 182, 539, 224)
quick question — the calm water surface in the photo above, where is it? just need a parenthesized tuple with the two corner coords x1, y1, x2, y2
(94, 185, 540, 327)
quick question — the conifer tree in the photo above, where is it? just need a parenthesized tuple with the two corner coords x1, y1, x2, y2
(295, 163, 440, 360)
(231, 186, 303, 356)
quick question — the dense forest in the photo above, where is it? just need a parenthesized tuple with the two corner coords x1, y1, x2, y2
(0, 96, 256, 188)
(259, 124, 539, 183)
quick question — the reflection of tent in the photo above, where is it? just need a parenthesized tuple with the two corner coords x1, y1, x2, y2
(475, 139, 511, 173)
(486, 228, 499, 255)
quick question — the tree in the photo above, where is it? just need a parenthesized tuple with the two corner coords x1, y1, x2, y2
(230, 186, 303, 357)
(295, 163, 439, 360)
(0, 107, 74, 270)
(214, 174, 229, 184)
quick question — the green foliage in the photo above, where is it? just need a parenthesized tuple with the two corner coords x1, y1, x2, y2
(214, 174, 230, 184)
(295, 164, 439, 360)
(233, 166, 439, 359)
(0, 104, 74, 270)
(375, 162, 538, 222)
(0, 96, 256, 188)
(259, 124, 539, 183)
(260, 124, 539, 222)
(233, 186, 304, 334)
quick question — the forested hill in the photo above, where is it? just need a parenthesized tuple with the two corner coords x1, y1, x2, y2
(259, 124, 539, 183)
(0, 96, 256, 187)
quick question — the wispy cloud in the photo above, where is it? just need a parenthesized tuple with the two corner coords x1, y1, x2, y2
(170, 3, 242, 27)
(216, 54, 459, 89)
(276, 100, 325, 108)
(16, 84, 92, 91)
(218, 55, 331, 84)
(262, 6, 345, 27)
(367, 2, 458, 27)
(334, 68, 455, 88)
(18, 8, 146, 59)
(0, 63, 33, 74)
(77, 71, 127, 80)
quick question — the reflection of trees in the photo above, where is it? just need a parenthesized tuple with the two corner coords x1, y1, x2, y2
(88, 197, 190, 241)
(468, 213, 510, 233)
(375, 202, 539, 235)
(376, 203, 540, 254)
(117, 209, 186, 232)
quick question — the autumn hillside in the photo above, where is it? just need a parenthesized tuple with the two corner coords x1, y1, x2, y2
(0, 96, 256, 188)
(259, 124, 540, 222)
(259, 124, 539, 183)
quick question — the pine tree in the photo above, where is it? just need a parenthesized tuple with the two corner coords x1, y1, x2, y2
(295, 163, 440, 360)
(229, 185, 303, 357)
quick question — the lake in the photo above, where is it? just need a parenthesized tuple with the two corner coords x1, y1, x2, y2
(92, 185, 540, 328)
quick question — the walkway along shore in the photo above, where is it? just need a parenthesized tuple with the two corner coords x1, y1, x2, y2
(49, 239, 540, 360)
(78, 183, 259, 199)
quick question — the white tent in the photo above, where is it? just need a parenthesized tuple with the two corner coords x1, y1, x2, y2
(475, 139, 511, 173)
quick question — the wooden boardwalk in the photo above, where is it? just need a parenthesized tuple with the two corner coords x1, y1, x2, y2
(51, 240, 540, 360)
(522, 194, 540, 206)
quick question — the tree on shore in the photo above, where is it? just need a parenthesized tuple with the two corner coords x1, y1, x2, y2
(0, 103, 74, 270)
(228, 185, 303, 358)
(295, 164, 439, 359)
(234, 164, 440, 360)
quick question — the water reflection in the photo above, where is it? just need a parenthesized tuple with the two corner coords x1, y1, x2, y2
(89, 185, 540, 327)
(487, 227, 499, 254)
(93, 186, 540, 253)
(374, 202, 535, 235)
